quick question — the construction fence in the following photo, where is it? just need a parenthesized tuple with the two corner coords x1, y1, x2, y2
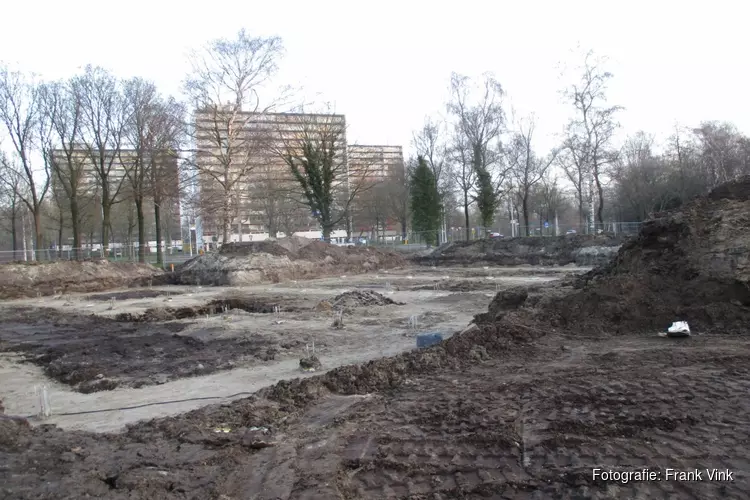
(364, 222, 644, 248)
(0, 245, 195, 267)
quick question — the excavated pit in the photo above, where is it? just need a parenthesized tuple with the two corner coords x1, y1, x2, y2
(114, 297, 298, 322)
(86, 290, 185, 301)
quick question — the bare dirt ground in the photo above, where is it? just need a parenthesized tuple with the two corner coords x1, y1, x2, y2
(0, 266, 560, 433)
(2, 329, 748, 499)
(2, 177, 750, 499)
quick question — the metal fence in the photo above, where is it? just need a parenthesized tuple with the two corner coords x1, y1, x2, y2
(1, 221, 645, 262)
(0, 246, 195, 267)
(363, 222, 644, 248)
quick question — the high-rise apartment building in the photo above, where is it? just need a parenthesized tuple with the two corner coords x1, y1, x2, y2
(194, 109, 348, 237)
(347, 145, 405, 183)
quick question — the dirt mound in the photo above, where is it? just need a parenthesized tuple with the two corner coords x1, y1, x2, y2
(219, 241, 291, 257)
(483, 177, 750, 335)
(177, 241, 405, 286)
(327, 290, 401, 309)
(418, 233, 624, 267)
(0, 260, 162, 300)
(274, 235, 315, 253)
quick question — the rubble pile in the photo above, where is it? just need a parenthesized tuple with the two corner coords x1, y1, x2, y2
(0, 261, 162, 300)
(418, 233, 624, 267)
(178, 239, 406, 286)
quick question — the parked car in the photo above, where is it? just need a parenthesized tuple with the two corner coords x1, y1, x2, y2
(489, 232, 503, 239)
(566, 229, 577, 235)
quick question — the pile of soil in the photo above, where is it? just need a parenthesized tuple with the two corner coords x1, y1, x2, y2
(178, 241, 405, 286)
(479, 177, 750, 335)
(219, 241, 292, 257)
(274, 235, 315, 254)
(114, 297, 297, 322)
(327, 290, 401, 309)
(417, 233, 624, 267)
(0, 261, 162, 300)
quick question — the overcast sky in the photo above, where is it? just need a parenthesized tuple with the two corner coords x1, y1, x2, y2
(1, 0, 747, 155)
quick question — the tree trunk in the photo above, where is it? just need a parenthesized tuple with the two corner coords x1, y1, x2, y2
(268, 216, 277, 238)
(33, 208, 42, 261)
(578, 195, 584, 231)
(57, 210, 64, 255)
(522, 193, 530, 237)
(136, 197, 146, 263)
(154, 199, 163, 266)
(11, 206, 18, 261)
(345, 210, 352, 243)
(101, 204, 111, 258)
(463, 190, 470, 241)
(222, 194, 232, 245)
(595, 170, 605, 225)
(401, 219, 407, 240)
(322, 224, 332, 243)
(70, 197, 80, 260)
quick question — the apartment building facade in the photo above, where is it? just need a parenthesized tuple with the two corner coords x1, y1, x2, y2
(347, 144, 405, 183)
(194, 109, 349, 239)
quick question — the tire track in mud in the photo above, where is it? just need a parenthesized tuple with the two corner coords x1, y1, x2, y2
(329, 338, 750, 499)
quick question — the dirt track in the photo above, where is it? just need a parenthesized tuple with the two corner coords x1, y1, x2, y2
(2, 331, 747, 499)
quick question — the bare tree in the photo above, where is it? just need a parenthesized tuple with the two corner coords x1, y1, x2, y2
(557, 135, 589, 228)
(0, 152, 24, 258)
(506, 116, 559, 236)
(538, 175, 568, 234)
(149, 100, 185, 265)
(413, 117, 452, 242)
(447, 72, 506, 239)
(386, 158, 410, 240)
(121, 78, 157, 262)
(75, 66, 128, 256)
(121, 78, 184, 263)
(0, 65, 52, 256)
(184, 30, 285, 244)
(42, 78, 89, 257)
(564, 51, 622, 227)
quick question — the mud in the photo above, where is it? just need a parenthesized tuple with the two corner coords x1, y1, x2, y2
(2, 329, 748, 499)
(114, 296, 300, 322)
(86, 290, 184, 302)
(327, 290, 402, 310)
(418, 233, 624, 267)
(0, 307, 280, 393)
(0, 261, 162, 300)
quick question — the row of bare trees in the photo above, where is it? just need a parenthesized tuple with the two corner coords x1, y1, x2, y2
(0, 63, 185, 262)
(406, 49, 750, 240)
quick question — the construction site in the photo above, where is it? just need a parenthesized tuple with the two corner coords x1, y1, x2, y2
(1, 177, 749, 499)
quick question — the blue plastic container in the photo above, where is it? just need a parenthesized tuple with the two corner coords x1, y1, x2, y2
(416, 332, 443, 348)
